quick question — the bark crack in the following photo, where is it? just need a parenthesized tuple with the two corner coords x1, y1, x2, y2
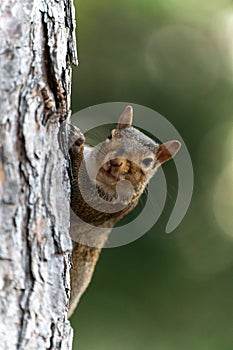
(41, 11, 59, 109)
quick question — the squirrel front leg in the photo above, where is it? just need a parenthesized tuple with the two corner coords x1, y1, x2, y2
(68, 126, 102, 318)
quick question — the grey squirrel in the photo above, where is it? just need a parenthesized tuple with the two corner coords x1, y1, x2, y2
(68, 105, 181, 317)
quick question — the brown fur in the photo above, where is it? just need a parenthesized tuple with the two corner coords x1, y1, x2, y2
(68, 106, 181, 317)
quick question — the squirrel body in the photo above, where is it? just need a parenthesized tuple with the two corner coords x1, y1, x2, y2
(68, 106, 181, 317)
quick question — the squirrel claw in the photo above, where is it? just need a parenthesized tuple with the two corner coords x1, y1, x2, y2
(58, 123, 85, 156)
(68, 125, 85, 149)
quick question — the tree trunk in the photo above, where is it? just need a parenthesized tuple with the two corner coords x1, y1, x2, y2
(0, 1, 77, 349)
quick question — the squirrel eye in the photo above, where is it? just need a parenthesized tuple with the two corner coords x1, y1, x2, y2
(107, 132, 113, 140)
(142, 157, 154, 167)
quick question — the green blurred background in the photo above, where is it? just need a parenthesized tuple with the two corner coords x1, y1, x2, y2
(70, 0, 233, 349)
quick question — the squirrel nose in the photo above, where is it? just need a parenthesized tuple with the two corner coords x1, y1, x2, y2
(110, 159, 123, 167)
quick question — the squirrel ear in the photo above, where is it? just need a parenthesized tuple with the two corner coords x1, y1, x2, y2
(118, 105, 133, 129)
(156, 140, 181, 165)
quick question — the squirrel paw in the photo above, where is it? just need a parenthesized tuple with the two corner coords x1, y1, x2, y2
(68, 125, 85, 151)
(58, 123, 85, 156)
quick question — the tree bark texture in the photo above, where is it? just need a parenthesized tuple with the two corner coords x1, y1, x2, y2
(0, 1, 78, 349)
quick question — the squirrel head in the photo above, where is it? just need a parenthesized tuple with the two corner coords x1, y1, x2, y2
(92, 106, 181, 198)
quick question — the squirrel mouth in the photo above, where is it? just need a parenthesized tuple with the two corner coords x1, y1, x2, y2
(96, 158, 129, 186)
(97, 160, 124, 183)
(98, 167, 118, 181)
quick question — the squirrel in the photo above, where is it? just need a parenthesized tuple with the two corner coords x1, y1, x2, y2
(67, 105, 181, 317)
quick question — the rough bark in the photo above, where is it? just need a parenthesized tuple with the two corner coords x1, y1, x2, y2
(0, 0, 77, 349)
